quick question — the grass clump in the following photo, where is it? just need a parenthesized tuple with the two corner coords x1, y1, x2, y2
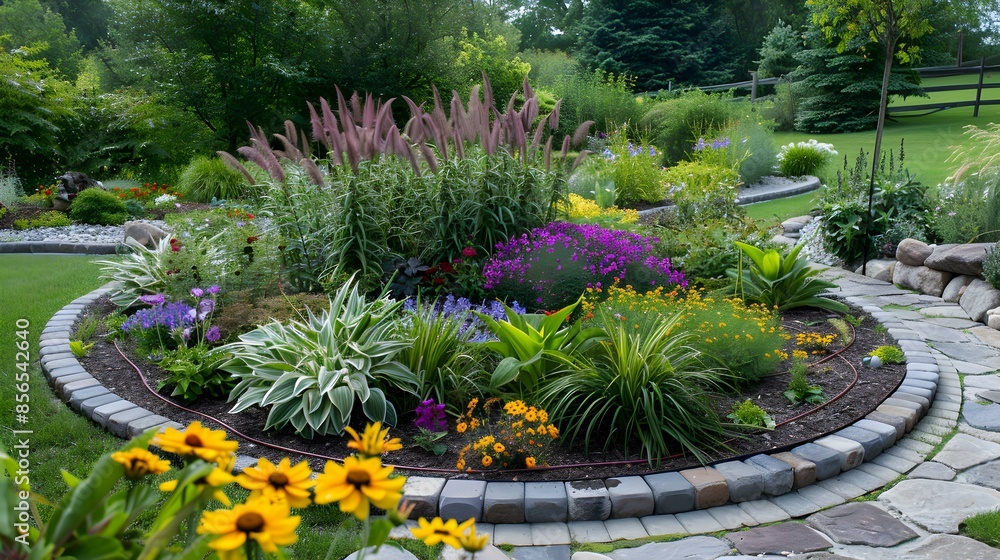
(14, 211, 72, 229)
(869, 345, 905, 365)
(176, 155, 255, 202)
(961, 510, 1000, 548)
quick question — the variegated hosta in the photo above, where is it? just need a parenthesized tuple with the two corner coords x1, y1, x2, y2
(220, 278, 416, 439)
(97, 237, 174, 307)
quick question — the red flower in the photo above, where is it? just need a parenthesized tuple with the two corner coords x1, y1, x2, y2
(462, 247, 477, 258)
(439, 262, 454, 274)
(247, 236, 259, 243)
(246, 213, 255, 220)
(432, 277, 445, 285)
(169, 238, 182, 252)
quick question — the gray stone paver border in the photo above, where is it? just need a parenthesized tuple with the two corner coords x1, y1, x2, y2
(38, 265, 970, 548)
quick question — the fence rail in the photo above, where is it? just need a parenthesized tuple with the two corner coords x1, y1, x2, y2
(693, 58, 1000, 117)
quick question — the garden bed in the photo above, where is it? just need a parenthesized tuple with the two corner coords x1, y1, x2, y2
(76, 296, 904, 482)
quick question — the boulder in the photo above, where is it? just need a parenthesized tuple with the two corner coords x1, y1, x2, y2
(893, 263, 952, 297)
(895, 238, 933, 266)
(942, 275, 977, 303)
(53, 171, 103, 211)
(781, 215, 813, 234)
(856, 259, 895, 282)
(924, 243, 992, 276)
(960, 279, 1000, 323)
(123, 221, 168, 248)
(989, 308, 1000, 330)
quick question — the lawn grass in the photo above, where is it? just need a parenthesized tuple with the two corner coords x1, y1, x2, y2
(0, 254, 439, 557)
(0, 255, 120, 512)
(743, 190, 821, 224)
(773, 75, 1000, 190)
(961, 509, 1000, 548)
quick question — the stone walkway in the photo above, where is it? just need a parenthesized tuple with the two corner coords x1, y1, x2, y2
(379, 267, 1000, 560)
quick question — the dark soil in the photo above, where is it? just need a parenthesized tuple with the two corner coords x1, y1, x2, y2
(76, 298, 903, 482)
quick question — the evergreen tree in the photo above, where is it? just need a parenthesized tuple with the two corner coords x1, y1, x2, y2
(756, 20, 803, 78)
(574, 0, 738, 91)
(793, 27, 924, 133)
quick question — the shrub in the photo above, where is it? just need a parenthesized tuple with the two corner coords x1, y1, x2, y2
(869, 345, 906, 365)
(483, 222, 687, 310)
(563, 193, 638, 228)
(540, 306, 729, 464)
(933, 172, 1000, 244)
(654, 216, 780, 282)
(158, 345, 233, 402)
(546, 67, 643, 138)
(731, 118, 778, 184)
(454, 398, 560, 470)
(220, 277, 416, 439)
(639, 90, 742, 166)
(986, 244, 1000, 290)
(777, 140, 837, 177)
(728, 241, 849, 313)
(662, 161, 741, 223)
(0, 170, 22, 207)
(14, 210, 72, 229)
(177, 155, 256, 203)
(597, 131, 665, 206)
(69, 187, 129, 225)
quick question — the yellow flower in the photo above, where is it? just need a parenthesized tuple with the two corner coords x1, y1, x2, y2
(524, 409, 538, 422)
(456, 458, 466, 471)
(410, 517, 468, 549)
(159, 454, 236, 505)
(197, 496, 300, 559)
(536, 424, 547, 436)
(547, 424, 559, 439)
(313, 456, 405, 520)
(112, 448, 171, 478)
(457, 520, 489, 552)
(345, 422, 402, 457)
(538, 410, 548, 424)
(524, 456, 537, 468)
(493, 442, 506, 454)
(152, 421, 238, 463)
(481, 455, 493, 467)
(236, 457, 315, 508)
(456, 422, 468, 433)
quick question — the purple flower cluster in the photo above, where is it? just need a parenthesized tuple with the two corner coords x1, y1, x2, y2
(482, 222, 687, 292)
(414, 399, 448, 432)
(403, 294, 527, 342)
(123, 285, 222, 346)
(601, 142, 656, 161)
(122, 301, 198, 332)
(693, 137, 731, 151)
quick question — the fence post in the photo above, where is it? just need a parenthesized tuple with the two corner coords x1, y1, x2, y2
(975, 56, 985, 117)
(750, 71, 758, 101)
(957, 29, 964, 67)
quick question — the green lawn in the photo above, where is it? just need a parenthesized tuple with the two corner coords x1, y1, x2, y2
(773, 75, 1000, 190)
(0, 255, 120, 508)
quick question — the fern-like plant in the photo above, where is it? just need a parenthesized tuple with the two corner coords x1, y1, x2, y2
(220, 277, 416, 438)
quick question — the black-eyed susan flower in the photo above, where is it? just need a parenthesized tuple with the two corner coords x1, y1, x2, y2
(236, 457, 315, 508)
(197, 496, 300, 559)
(152, 421, 238, 463)
(159, 453, 236, 505)
(481, 455, 492, 467)
(457, 520, 489, 553)
(112, 448, 171, 478)
(524, 456, 537, 468)
(313, 456, 405, 520)
(344, 422, 402, 457)
(409, 517, 465, 549)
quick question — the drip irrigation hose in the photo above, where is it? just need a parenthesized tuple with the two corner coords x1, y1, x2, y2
(113, 313, 865, 477)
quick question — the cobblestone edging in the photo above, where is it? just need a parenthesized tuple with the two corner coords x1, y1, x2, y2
(0, 242, 122, 254)
(39, 277, 959, 535)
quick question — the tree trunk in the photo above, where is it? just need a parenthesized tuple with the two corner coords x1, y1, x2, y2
(862, 40, 895, 275)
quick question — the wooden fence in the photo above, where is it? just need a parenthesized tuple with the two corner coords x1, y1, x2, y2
(694, 58, 1000, 117)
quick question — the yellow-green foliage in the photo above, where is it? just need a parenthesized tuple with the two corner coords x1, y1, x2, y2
(870, 345, 905, 364)
(582, 282, 788, 384)
(14, 210, 72, 229)
(664, 161, 740, 222)
(564, 193, 638, 226)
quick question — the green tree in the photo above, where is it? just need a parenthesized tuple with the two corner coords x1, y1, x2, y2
(99, 0, 338, 151)
(454, 30, 531, 105)
(808, 0, 932, 269)
(722, 0, 810, 76)
(756, 20, 804, 78)
(510, 0, 583, 51)
(0, 0, 82, 78)
(0, 36, 79, 185)
(574, 0, 739, 91)
(39, 0, 112, 52)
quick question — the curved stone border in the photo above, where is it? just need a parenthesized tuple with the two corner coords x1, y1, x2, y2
(0, 241, 122, 254)
(40, 275, 958, 537)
